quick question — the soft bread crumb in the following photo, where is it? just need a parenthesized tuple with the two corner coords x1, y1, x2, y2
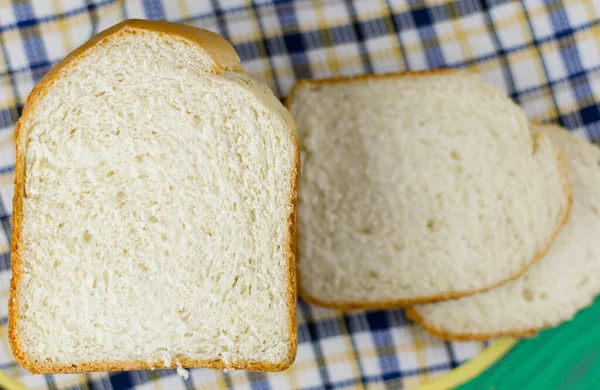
(409, 125, 600, 339)
(289, 72, 569, 306)
(13, 22, 297, 370)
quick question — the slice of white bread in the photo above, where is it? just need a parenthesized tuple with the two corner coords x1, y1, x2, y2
(286, 72, 571, 310)
(10, 20, 298, 374)
(407, 124, 600, 340)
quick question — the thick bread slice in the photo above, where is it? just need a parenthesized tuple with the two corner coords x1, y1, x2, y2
(407, 125, 600, 340)
(10, 20, 298, 373)
(287, 71, 571, 310)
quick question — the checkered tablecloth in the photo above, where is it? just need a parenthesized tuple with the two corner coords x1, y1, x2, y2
(0, 0, 599, 389)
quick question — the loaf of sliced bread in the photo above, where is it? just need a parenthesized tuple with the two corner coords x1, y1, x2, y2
(10, 20, 298, 373)
(287, 72, 571, 309)
(407, 125, 600, 340)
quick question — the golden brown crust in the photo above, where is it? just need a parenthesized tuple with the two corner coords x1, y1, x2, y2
(405, 125, 574, 341)
(10, 19, 297, 374)
(284, 68, 458, 109)
(283, 130, 300, 369)
(403, 306, 538, 341)
(286, 72, 573, 311)
(9, 117, 26, 370)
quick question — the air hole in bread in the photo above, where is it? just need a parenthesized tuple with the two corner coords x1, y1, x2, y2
(426, 219, 436, 232)
(178, 308, 190, 322)
(82, 230, 92, 243)
(359, 226, 373, 235)
(450, 150, 461, 161)
(232, 276, 239, 288)
(522, 288, 534, 301)
(579, 276, 590, 287)
(148, 215, 158, 223)
(393, 243, 406, 252)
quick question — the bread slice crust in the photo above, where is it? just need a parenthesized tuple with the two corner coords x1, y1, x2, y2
(285, 72, 572, 311)
(404, 306, 537, 341)
(10, 19, 298, 374)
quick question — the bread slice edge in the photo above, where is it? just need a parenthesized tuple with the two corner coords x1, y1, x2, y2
(10, 19, 298, 374)
(404, 305, 537, 341)
(404, 124, 587, 341)
(286, 73, 572, 311)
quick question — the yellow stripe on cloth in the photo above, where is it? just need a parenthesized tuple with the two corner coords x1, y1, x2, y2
(412, 337, 517, 390)
(0, 369, 30, 390)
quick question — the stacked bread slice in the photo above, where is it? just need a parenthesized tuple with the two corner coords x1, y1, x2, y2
(406, 124, 600, 340)
(288, 71, 599, 340)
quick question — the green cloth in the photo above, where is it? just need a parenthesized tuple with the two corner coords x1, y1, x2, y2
(459, 297, 600, 390)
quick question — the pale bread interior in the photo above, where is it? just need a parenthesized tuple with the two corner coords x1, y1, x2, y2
(289, 73, 569, 306)
(16, 29, 296, 368)
(410, 125, 600, 338)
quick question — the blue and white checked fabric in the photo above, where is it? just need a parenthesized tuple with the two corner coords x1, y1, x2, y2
(0, 0, 600, 389)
